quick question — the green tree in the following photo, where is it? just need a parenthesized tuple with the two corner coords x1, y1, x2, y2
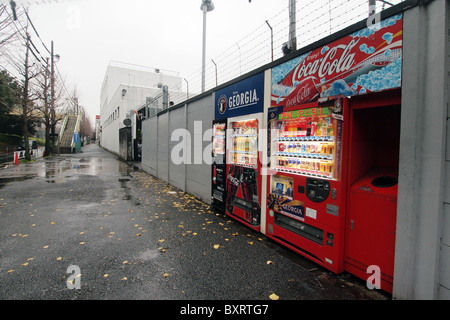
(0, 69, 21, 123)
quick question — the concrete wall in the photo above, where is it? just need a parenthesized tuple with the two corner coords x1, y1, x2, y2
(394, 0, 450, 299)
(139, 0, 450, 299)
(185, 96, 214, 203)
(168, 105, 187, 191)
(119, 127, 132, 161)
(141, 94, 214, 204)
(141, 116, 158, 177)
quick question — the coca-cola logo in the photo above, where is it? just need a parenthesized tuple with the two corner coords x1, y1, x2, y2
(292, 38, 360, 83)
(284, 77, 318, 107)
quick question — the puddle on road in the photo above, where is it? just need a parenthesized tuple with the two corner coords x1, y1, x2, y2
(138, 249, 160, 261)
(0, 151, 135, 190)
(0, 175, 36, 189)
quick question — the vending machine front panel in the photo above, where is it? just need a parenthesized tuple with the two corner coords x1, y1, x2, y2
(266, 98, 349, 274)
(211, 120, 227, 213)
(226, 115, 262, 231)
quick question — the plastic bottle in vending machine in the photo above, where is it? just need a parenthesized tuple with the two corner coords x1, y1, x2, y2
(296, 159, 301, 170)
(317, 117, 323, 136)
(311, 117, 318, 137)
(299, 118, 307, 137)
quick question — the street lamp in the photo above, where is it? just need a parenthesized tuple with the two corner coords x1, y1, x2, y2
(200, 0, 214, 93)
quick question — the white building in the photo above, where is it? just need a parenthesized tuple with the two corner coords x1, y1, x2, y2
(99, 61, 183, 155)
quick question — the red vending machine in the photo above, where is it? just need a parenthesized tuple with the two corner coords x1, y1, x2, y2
(226, 113, 263, 231)
(266, 98, 348, 273)
(344, 92, 401, 294)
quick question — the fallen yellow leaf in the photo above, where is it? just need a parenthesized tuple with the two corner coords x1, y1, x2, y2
(163, 273, 169, 278)
(213, 244, 220, 249)
(267, 260, 273, 265)
(269, 293, 279, 300)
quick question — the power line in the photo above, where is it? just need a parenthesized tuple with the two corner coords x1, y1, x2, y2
(24, 8, 50, 54)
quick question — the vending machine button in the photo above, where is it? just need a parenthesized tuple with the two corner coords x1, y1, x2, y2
(331, 188, 337, 199)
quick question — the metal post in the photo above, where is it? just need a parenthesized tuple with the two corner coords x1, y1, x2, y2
(184, 78, 189, 101)
(266, 20, 273, 62)
(202, 4, 207, 93)
(211, 59, 217, 86)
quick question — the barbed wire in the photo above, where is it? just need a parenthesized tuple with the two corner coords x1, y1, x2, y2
(1, 1, 407, 116)
(166, 0, 405, 108)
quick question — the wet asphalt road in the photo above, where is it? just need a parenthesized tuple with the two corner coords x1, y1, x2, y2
(0, 144, 388, 304)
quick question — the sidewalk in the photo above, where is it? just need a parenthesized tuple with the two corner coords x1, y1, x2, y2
(0, 144, 389, 302)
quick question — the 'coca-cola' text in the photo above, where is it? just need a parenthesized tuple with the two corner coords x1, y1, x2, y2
(292, 38, 360, 83)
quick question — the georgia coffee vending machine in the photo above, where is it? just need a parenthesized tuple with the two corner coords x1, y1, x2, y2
(266, 97, 349, 273)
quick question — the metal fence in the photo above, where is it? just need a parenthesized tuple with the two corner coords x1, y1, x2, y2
(166, 0, 406, 108)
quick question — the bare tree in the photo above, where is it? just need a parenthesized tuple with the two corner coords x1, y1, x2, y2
(78, 105, 94, 141)
(0, 4, 23, 51)
(19, 29, 40, 160)
(35, 57, 65, 156)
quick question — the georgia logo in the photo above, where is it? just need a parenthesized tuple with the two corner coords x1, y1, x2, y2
(218, 95, 227, 114)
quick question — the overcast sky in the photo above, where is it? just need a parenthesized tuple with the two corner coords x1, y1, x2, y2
(19, 0, 288, 123)
(7, 0, 403, 123)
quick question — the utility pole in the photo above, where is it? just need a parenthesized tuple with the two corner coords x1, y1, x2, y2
(22, 32, 31, 161)
(369, 0, 376, 16)
(50, 40, 56, 154)
(289, 0, 297, 52)
(282, 0, 297, 55)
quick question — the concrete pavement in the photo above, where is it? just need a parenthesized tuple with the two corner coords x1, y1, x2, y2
(0, 144, 388, 304)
